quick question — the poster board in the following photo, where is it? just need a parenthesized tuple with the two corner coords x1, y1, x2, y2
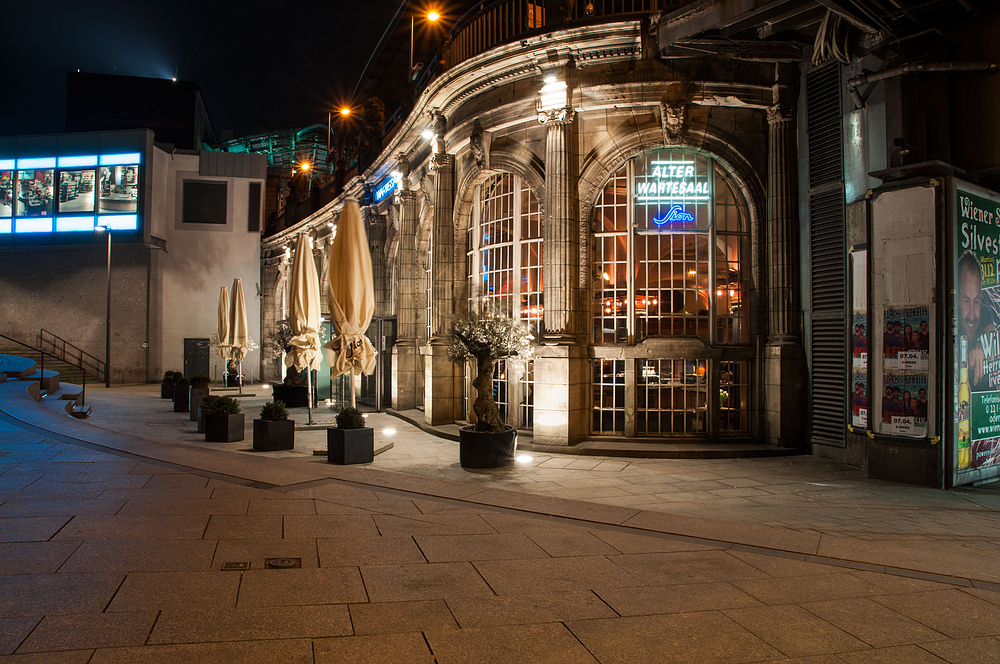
(870, 186, 936, 440)
(849, 248, 868, 430)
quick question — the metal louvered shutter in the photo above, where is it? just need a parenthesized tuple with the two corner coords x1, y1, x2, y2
(182, 180, 228, 224)
(806, 63, 847, 447)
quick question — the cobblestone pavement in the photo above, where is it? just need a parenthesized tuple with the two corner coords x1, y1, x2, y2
(1, 381, 999, 662)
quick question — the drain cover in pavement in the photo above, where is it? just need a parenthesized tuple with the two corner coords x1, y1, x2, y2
(266, 558, 301, 569)
(222, 561, 250, 571)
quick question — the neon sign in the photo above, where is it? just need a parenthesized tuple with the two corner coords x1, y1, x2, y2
(633, 160, 709, 202)
(374, 171, 401, 203)
(652, 205, 694, 225)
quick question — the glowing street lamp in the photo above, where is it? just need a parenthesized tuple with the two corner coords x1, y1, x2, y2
(410, 8, 441, 75)
(327, 107, 353, 173)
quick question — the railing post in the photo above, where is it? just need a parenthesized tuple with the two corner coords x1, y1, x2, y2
(81, 370, 86, 407)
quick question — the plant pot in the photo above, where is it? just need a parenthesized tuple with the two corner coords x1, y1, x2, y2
(225, 373, 242, 388)
(459, 425, 517, 468)
(204, 412, 245, 442)
(172, 384, 190, 412)
(327, 427, 374, 464)
(160, 379, 176, 399)
(189, 388, 209, 421)
(253, 419, 295, 451)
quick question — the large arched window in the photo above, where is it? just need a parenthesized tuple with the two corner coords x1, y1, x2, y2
(590, 148, 752, 438)
(466, 173, 542, 428)
(592, 148, 749, 345)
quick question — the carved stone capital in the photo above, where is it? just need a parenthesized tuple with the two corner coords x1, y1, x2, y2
(432, 153, 455, 169)
(537, 107, 575, 125)
(767, 103, 795, 124)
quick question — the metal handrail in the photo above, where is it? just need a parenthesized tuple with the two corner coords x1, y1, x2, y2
(442, 0, 673, 70)
(39, 329, 105, 381)
(0, 332, 88, 406)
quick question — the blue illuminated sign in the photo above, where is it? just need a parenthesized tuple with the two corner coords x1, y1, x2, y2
(374, 173, 400, 203)
(652, 205, 695, 225)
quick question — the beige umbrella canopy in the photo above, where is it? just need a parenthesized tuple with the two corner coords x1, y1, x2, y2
(216, 286, 231, 359)
(284, 234, 323, 373)
(230, 278, 249, 363)
(324, 200, 377, 406)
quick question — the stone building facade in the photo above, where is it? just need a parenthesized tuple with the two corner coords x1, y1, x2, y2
(262, 15, 806, 449)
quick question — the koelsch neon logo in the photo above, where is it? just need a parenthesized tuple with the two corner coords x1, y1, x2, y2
(652, 205, 695, 225)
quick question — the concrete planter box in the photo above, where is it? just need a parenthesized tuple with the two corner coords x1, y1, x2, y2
(253, 419, 295, 451)
(327, 427, 374, 464)
(459, 425, 517, 468)
(189, 388, 209, 421)
(204, 413, 245, 443)
(172, 384, 190, 412)
(160, 379, 176, 399)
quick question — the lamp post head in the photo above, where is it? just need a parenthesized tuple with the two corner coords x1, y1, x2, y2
(427, 10, 440, 21)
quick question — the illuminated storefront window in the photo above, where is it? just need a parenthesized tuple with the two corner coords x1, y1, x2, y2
(466, 173, 543, 429)
(0, 152, 141, 234)
(591, 148, 752, 437)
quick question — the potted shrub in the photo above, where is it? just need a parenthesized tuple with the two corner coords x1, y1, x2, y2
(253, 400, 294, 451)
(327, 406, 373, 464)
(189, 374, 210, 422)
(449, 310, 534, 468)
(160, 370, 180, 399)
(202, 395, 244, 443)
(172, 375, 190, 412)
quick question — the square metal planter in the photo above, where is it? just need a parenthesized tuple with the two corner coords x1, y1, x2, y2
(189, 388, 209, 421)
(327, 427, 374, 464)
(253, 419, 295, 451)
(172, 384, 190, 412)
(160, 379, 175, 399)
(204, 413, 245, 443)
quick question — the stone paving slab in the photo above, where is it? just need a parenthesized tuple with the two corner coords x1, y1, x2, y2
(2, 383, 1000, 661)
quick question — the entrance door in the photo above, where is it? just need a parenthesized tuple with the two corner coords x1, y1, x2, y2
(183, 338, 210, 378)
(358, 317, 396, 411)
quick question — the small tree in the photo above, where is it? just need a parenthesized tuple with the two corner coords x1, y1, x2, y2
(449, 310, 534, 432)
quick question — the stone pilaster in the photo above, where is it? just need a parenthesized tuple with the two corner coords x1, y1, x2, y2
(540, 110, 576, 342)
(764, 98, 805, 446)
(392, 189, 422, 410)
(426, 151, 459, 425)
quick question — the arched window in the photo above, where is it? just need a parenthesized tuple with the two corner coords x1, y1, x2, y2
(590, 148, 752, 438)
(592, 148, 749, 345)
(466, 173, 543, 428)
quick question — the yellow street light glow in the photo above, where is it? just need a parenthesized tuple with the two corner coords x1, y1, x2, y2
(340, 107, 351, 116)
(300, 162, 311, 171)
(427, 10, 440, 21)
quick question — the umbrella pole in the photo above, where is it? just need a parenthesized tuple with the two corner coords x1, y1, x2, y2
(350, 371, 356, 409)
(306, 370, 313, 425)
(238, 360, 243, 394)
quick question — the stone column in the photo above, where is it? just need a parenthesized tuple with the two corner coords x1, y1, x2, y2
(392, 189, 422, 410)
(764, 97, 805, 446)
(533, 108, 588, 446)
(425, 152, 460, 425)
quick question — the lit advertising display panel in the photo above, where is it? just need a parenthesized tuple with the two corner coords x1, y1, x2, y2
(954, 183, 1000, 482)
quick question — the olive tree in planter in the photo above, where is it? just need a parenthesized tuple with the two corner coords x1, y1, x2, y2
(202, 396, 245, 443)
(327, 407, 373, 464)
(161, 371, 181, 399)
(189, 374, 210, 422)
(172, 375, 190, 412)
(449, 310, 534, 468)
(253, 400, 294, 451)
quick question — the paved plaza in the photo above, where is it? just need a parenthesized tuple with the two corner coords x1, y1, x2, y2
(1, 380, 999, 662)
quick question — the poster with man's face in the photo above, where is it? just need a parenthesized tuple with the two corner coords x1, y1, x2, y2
(956, 187, 1000, 471)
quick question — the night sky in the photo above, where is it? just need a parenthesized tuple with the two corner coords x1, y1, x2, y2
(4, 0, 403, 140)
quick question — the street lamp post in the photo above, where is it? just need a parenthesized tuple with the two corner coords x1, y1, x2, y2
(410, 8, 441, 76)
(97, 225, 112, 387)
(327, 107, 351, 178)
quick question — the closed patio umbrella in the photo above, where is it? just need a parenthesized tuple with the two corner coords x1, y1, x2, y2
(324, 200, 377, 407)
(216, 286, 231, 362)
(285, 233, 323, 424)
(230, 278, 249, 392)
